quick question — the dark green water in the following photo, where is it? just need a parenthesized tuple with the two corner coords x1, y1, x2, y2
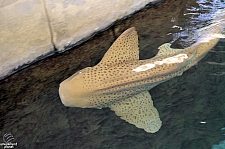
(1, 0, 225, 148)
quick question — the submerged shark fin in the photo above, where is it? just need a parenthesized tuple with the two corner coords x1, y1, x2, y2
(109, 91, 162, 133)
(156, 43, 183, 57)
(97, 27, 139, 67)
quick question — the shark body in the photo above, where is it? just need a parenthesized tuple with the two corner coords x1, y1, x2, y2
(59, 16, 225, 133)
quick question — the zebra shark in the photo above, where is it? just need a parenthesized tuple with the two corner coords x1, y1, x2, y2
(59, 18, 225, 133)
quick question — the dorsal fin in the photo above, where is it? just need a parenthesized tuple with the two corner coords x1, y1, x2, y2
(97, 27, 139, 66)
(155, 43, 183, 57)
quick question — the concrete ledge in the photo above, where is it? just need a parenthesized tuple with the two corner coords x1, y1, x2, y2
(0, 0, 54, 80)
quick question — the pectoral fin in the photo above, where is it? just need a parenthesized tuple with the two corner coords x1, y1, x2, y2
(109, 91, 162, 133)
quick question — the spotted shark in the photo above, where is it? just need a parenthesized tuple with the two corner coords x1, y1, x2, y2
(59, 16, 225, 133)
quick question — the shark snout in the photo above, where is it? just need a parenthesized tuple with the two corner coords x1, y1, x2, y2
(59, 80, 92, 108)
(59, 82, 71, 107)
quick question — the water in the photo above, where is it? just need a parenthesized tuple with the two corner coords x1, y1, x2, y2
(0, 0, 225, 148)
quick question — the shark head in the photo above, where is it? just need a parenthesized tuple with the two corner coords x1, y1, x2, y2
(59, 67, 93, 108)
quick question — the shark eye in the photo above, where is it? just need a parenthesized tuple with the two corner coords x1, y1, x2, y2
(71, 67, 91, 79)
(70, 71, 83, 80)
(75, 71, 82, 76)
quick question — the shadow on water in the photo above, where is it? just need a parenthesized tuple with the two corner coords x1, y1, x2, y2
(1, 0, 225, 148)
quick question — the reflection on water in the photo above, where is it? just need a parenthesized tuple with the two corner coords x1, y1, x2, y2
(170, 0, 225, 48)
(1, 0, 225, 148)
